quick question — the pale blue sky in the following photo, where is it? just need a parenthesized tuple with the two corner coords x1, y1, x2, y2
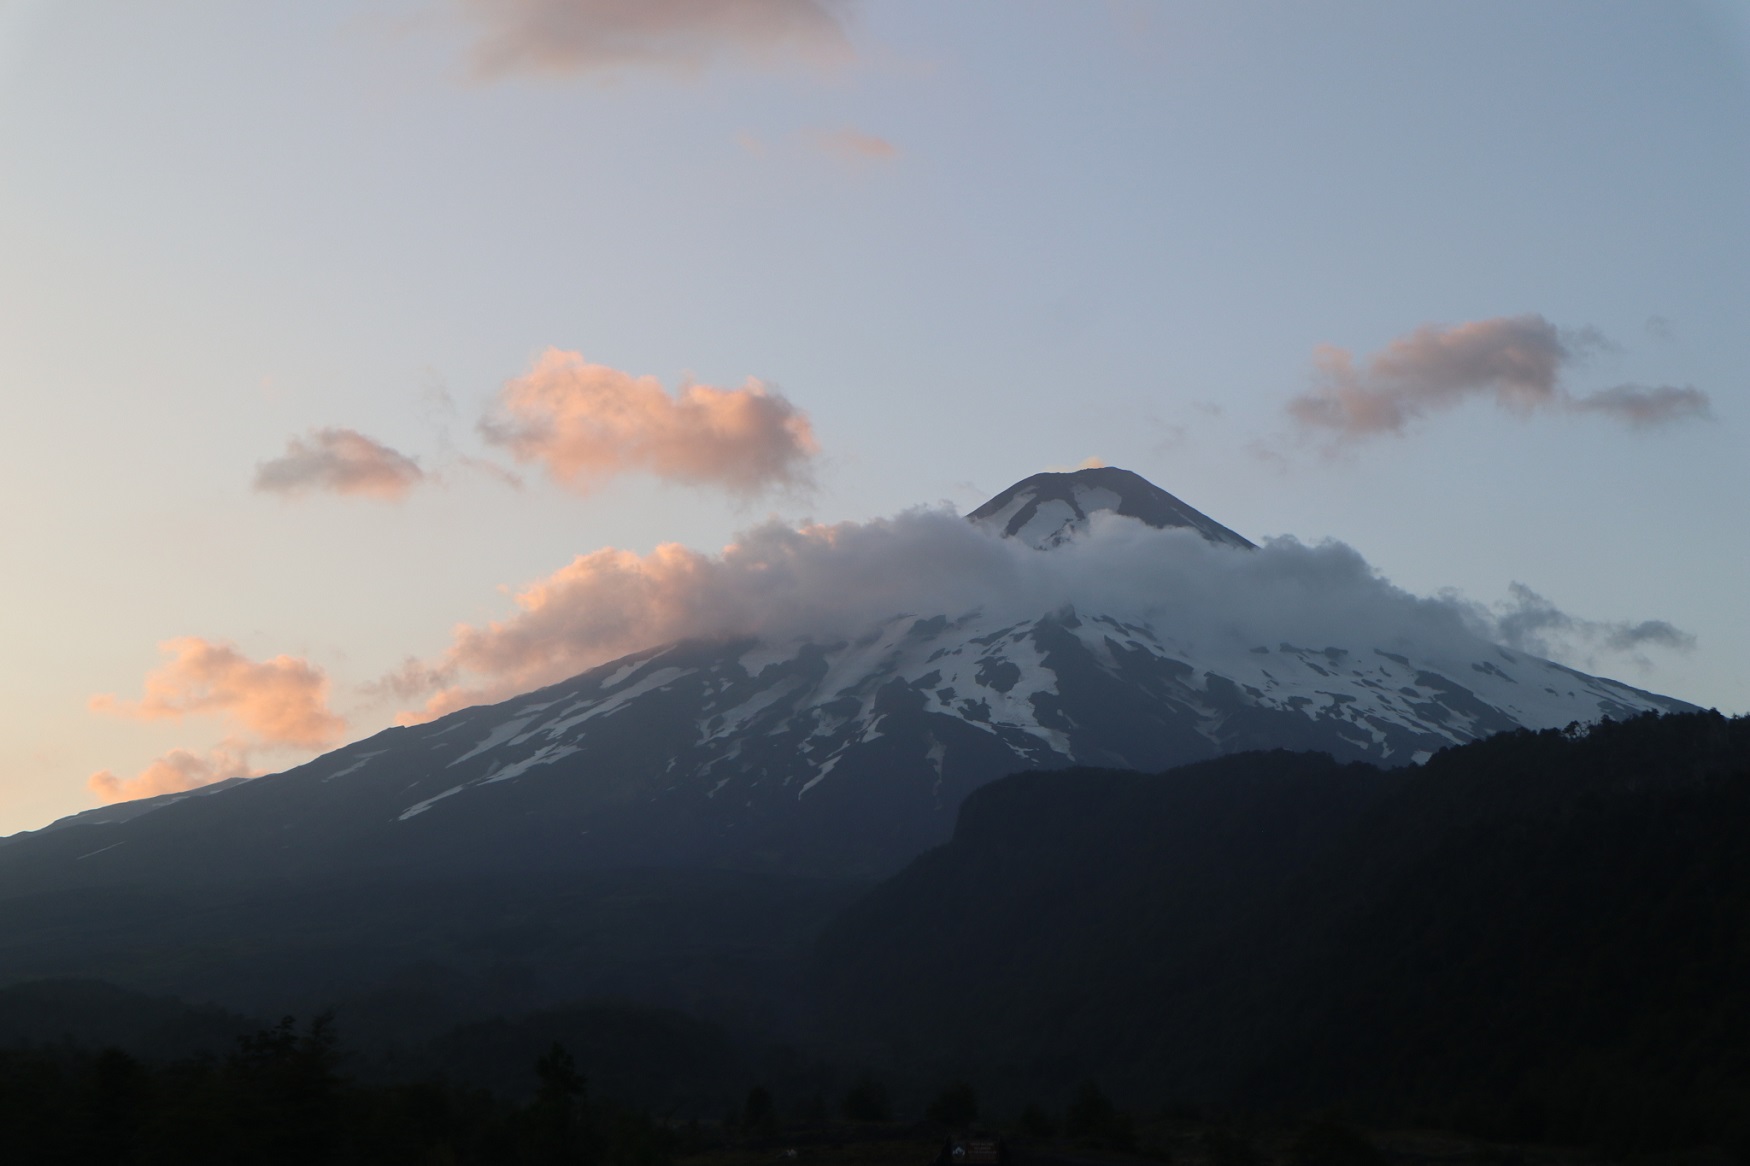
(1, 1, 1745, 832)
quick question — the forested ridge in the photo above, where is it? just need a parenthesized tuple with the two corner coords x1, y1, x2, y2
(818, 712, 1750, 1152)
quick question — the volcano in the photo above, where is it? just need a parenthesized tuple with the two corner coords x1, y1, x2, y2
(4, 468, 1689, 890)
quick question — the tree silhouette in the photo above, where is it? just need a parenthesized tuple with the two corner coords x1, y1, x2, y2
(841, 1073, 891, 1122)
(526, 1042, 592, 1164)
(926, 1082, 979, 1126)
(743, 1085, 779, 1136)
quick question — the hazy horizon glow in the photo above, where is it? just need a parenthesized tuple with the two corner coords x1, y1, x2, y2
(0, 1, 1744, 832)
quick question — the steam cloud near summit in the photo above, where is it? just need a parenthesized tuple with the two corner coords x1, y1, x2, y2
(389, 508, 1690, 722)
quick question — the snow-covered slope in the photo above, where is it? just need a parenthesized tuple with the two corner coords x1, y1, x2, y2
(310, 597, 1676, 868)
(4, 468, 1691, 882)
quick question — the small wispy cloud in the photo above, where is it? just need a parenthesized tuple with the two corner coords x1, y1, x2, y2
(360, 657, 458, 707)
(88, 741, 260, 805)
(461, 0, 854, 81)
(1288, 315, 1569, 439)
(736, 125, 900, 165)
(88, 638, 349, 804)
(255, 428, 425, 501)
(808, 126, 899, 163)
(1569, 383, 1712, 428)
(479, 348, 819, 497)
(1286, 314, 1714, 445)
(1489, 582, 1695, 669)
(92, 637, 347, 751)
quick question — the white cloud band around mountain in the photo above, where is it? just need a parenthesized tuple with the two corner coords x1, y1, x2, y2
(387, 508, 1692, 722)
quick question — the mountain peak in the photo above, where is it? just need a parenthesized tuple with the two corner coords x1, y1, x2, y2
(967, 466, 1255, 550)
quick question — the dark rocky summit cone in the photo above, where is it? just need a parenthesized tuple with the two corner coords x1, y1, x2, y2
(968, 465, 1254, 549)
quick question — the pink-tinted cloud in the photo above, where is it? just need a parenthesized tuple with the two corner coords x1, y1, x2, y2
(255, 428, 424, 501)
(462, 0, 853, 80)
(91, 637, 346, 750)
(1570, 383, 1713, 427)
(88, 742, 259, 805)
(810, 126, 899, 162)
(392, 512, 1004, 720)
(479, 349, 819, 496)
(1289, 315, 1568, 438)
(1287, 314, 1715, 442)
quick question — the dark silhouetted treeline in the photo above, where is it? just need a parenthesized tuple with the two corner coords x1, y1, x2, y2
(0, 1015, 685, 1165)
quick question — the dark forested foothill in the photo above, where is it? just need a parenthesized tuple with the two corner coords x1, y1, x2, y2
(816, 711, 1750, 1156)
